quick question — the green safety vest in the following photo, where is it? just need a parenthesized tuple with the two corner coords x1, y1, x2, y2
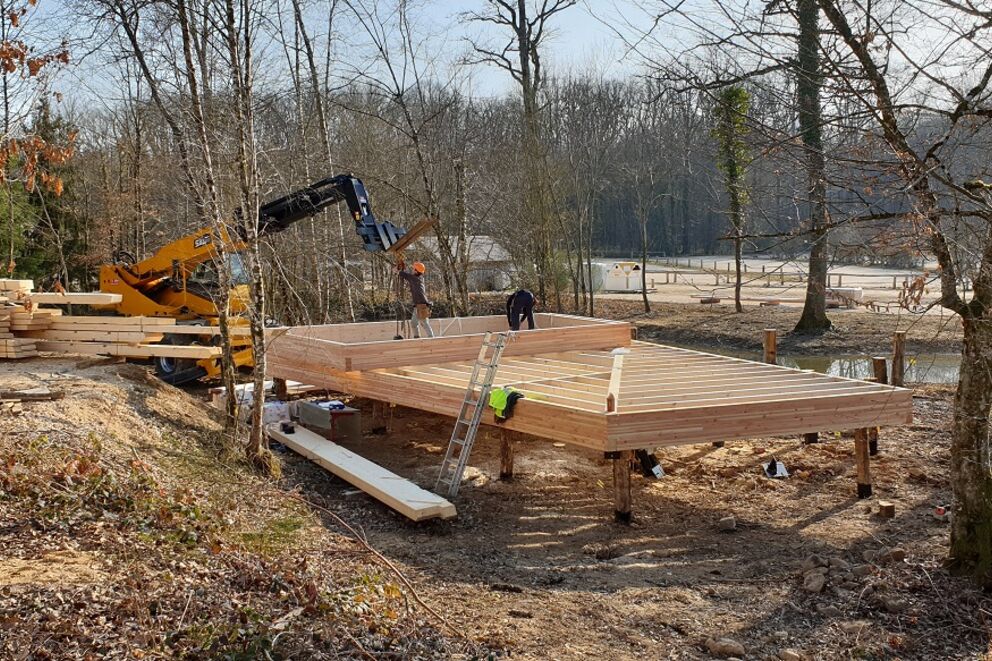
(489, 387, 519, 418)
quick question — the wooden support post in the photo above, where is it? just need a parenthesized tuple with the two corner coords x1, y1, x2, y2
(606, 351, 624, 413)
(869, 357, 887, 456)
(370, 400, 385, 434)
(872, 356, 889, 385)
(869, 426, 879, 456)
(499, 429, 514, 481)
(803, 432, 819, 444)
(273, 377, 288, 401)
(854, 428, 872, 499)
(763, 328, 777, 365)
(892, 276, 897, 290)
(838, 274, 843, 287)
(892, 332, 906, 386)
(609, 450, 633, 524)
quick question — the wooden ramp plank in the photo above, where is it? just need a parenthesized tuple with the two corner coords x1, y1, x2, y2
(267, 424, 456, 521)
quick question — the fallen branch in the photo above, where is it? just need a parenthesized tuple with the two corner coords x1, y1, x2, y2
(279, 489, 461, 638)
(0, 389, 65, 402)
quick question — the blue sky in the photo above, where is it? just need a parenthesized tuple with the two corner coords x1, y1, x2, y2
(439, 0, 645, 94)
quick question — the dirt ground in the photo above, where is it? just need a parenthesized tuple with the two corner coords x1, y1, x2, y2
(0, 306, 986, 660)
(0, 358, 480, 659)
(279, 387, 990, 660)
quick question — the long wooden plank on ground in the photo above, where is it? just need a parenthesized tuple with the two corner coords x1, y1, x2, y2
(28, 292, 123, 305)
(267, 423, 456, 521)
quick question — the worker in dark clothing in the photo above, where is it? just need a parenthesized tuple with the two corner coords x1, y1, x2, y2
(397, 260, 435, 338)
(506, 289, 536, 331)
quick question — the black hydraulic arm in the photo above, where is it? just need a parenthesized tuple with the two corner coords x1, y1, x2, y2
(255, 174, 406, 252)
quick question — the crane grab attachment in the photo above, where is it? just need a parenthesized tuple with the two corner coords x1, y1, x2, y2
(256, 174, 405, 252)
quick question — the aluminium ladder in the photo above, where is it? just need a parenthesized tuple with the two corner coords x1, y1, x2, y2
(434, 331, 509, 498)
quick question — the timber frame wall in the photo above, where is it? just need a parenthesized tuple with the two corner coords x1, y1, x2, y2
(265, 313, 631, 371)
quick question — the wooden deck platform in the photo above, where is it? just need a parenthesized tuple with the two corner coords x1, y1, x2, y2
(267, 337, 911, 452)
(266, 315, 912, 521)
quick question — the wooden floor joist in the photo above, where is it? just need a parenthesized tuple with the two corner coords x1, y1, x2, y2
(267, 423, 456, 521)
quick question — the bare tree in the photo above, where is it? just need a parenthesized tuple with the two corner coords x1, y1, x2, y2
(466, 0, 576, 306)
(815, 0, 992, 581)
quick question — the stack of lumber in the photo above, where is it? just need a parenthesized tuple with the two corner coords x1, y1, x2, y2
(0, 305, 64, 358)
(2, 307, 68, 359)
(0, 308, 39, 358)
(25, 316, 221, 360)
(0, 278, 222, 362)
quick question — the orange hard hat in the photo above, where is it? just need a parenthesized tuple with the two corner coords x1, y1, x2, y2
(412, 261, 426, 274)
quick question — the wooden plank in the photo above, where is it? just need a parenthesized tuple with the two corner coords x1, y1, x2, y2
(28, 292, 123, 305)
(387, 217, 435, 254)
(606, 352, 624, 412)
(267, 423, 456, 521)
(54, 315, 176, 326)
(35, 340, 221, 359)
(20, 330, 164, 343)
(0, 279, 32, 291)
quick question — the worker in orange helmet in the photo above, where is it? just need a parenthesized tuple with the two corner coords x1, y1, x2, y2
(397, 259, 435, 338)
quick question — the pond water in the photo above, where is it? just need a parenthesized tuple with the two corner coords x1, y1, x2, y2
(784, 354, 960, 384)
(674, 345, 961, 384)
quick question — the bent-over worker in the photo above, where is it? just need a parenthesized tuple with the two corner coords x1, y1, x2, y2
(506, 289, 536, 331)
(398, 260, 435, 338)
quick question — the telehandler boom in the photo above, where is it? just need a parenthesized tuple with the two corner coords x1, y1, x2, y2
(97, 174, 406, 384)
